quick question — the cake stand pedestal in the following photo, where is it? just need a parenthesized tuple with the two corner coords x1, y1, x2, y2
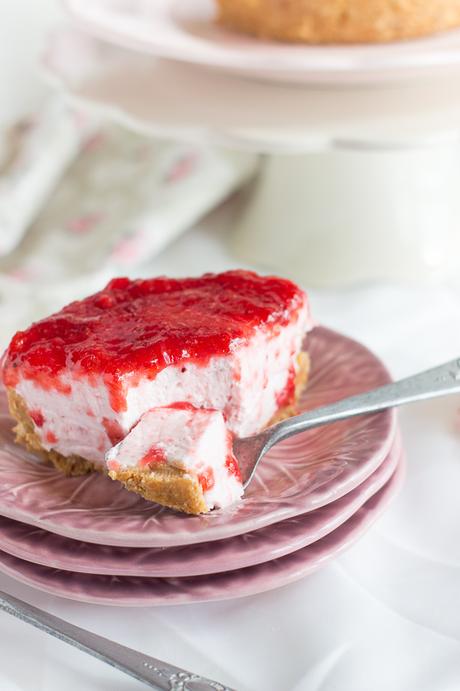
(45, 27, 460, 286)
(233, 142, 460, 287)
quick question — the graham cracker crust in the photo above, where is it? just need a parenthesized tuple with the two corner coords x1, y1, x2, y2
(7, 389, 96, 475)
(216, 0, 460, 44)
(7, 352, 310, 514)
(109, 465, 209, 515)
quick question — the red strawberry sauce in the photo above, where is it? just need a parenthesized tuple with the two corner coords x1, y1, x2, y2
(139, 445, 167, 467)
(2, 271, 306, 414)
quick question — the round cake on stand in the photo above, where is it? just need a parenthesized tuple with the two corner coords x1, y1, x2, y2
(49, 0, 460, 286)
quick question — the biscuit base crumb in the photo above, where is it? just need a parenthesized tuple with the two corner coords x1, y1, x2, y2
(216, 0, 460, 44)
(7, 389, 96, 475)
(109, 465, 208, 515)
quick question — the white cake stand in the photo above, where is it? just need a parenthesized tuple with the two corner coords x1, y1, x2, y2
(44, 22, 460, 286)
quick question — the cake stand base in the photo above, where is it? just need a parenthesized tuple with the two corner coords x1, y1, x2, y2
(232, 143, 460, 287)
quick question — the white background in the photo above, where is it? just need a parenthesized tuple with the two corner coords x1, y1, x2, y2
(1, 2, 460, 690)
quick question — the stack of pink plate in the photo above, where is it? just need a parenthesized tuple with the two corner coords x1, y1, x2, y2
(0, 327, 403, 606)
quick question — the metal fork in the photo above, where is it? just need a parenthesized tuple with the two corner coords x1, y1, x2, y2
(0, 589, 236, 690)
(234, 356, 460, 488)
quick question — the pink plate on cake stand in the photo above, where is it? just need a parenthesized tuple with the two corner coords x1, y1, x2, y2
(0, 457, 404, 605)
(0, 327, 396, 547)
(65, 0, 460, 85)
(0, 435, 400, 577)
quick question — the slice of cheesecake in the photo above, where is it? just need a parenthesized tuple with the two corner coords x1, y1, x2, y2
(107, 403, 243, 514)
(3, 270, 312, 513)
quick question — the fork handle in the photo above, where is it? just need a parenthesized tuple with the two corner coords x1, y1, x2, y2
(0, 590, 235, 690)
(269, 356, 460, 446)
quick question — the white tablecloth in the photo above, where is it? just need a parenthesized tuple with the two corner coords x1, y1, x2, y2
(1, 195, 460, 691)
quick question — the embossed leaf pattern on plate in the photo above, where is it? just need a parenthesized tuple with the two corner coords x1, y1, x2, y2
(0, 437, 400, 576)
(0, 458, 404, 605)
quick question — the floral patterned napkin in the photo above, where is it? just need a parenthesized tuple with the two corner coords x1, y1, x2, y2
(0, 99, 257, 283)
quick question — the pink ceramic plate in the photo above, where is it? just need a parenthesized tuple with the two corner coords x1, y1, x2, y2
(65, 0, 460, 84)
(0, 436, 401, 577)
(0, 327, 395, 547)
(0, 327, 395, 546)
(0, 458, 404, 605)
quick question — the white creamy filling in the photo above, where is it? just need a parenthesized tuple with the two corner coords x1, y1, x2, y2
(14, 300, 311, 466)
(106, 407, 243, 510)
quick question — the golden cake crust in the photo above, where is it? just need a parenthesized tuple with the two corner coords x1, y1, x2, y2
(108, 465, 209, 515)
(7, 389, 96, 475)
(216, 0, 460, 44)
(7, 352, 310, 515)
